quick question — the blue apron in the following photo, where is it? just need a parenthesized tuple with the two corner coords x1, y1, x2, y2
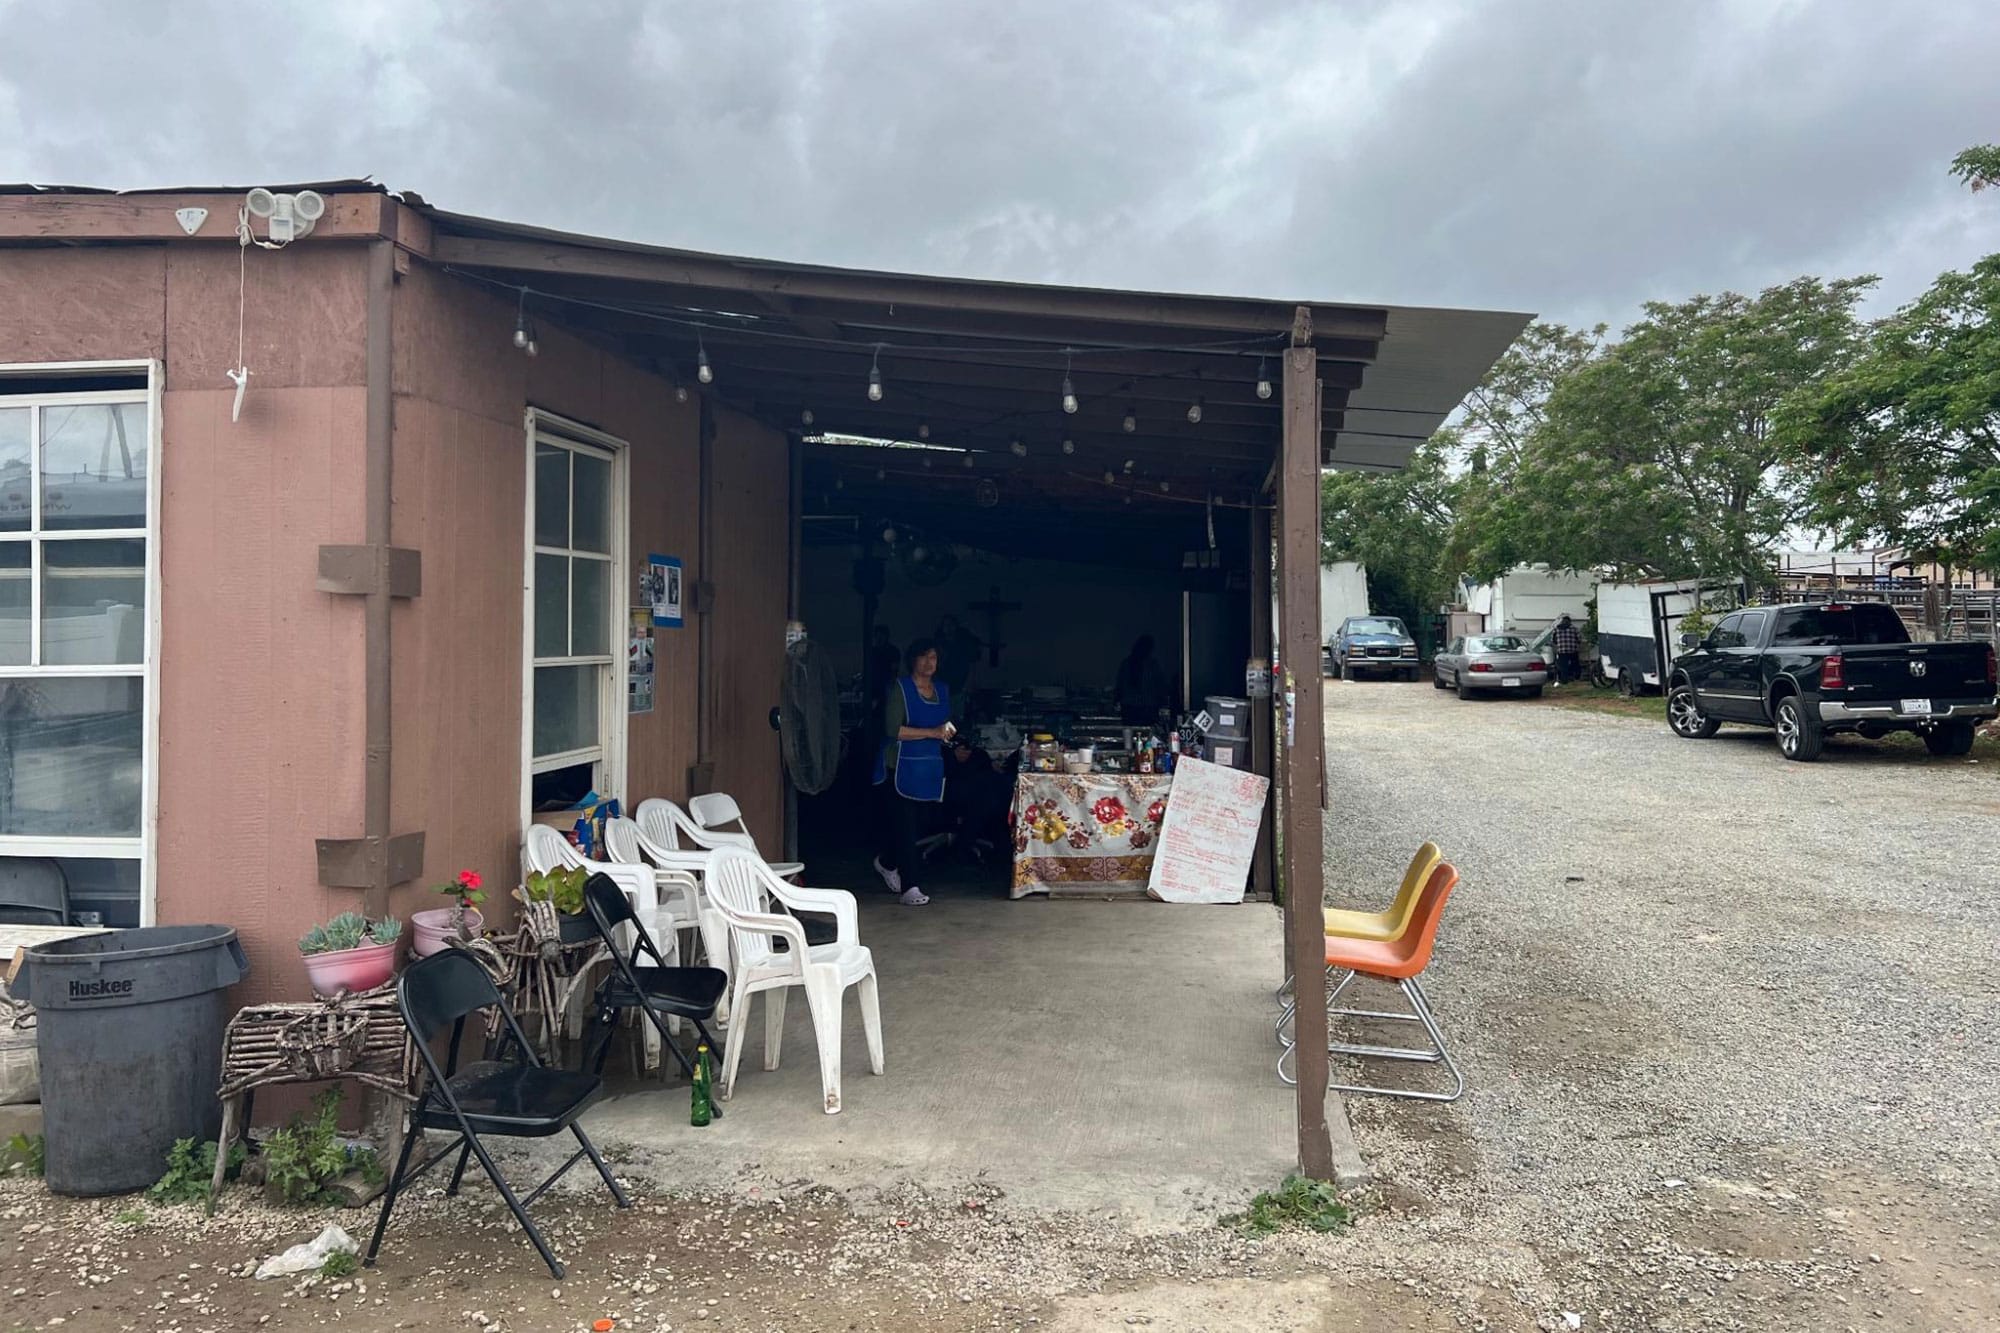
(872, 676, 950, 802)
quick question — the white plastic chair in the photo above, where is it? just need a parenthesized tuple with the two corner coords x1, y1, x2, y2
(706, 846, 882, 1114)
(600, 816, 704, 955)
(523, 823, 675, 1059)
(687, 792, 805, 879)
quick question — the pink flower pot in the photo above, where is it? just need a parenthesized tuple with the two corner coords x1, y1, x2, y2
(302, 940, 398, 998)
(411, 907, 484, 958)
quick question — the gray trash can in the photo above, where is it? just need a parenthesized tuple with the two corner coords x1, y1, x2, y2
(21, 925, 249, 1195)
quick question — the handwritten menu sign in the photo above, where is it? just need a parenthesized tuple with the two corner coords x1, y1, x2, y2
(1146, 757, 1271, 903)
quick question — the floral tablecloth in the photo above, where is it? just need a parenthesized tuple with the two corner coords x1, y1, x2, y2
(1008, 772, 1173, 897)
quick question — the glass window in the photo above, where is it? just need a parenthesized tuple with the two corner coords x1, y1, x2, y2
(41, 403, 148, 530)
(1710, 614, 1745, 650)
(0, 382, 153, 923)
(1771, 603, 1909, 646)
(528, 424, 622, 788)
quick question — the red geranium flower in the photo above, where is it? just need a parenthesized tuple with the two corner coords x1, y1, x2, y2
(457, 869, 483, 890)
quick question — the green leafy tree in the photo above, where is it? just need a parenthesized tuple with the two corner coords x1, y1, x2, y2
(1456, 320, 1606, 475)
(1951, 144, 2000, 193)
(1778, 255, 2000, 574)
(1320, 431, 1459, 632)
(1454, 276, 1874, 582)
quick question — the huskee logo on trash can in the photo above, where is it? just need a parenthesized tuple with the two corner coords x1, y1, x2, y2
(68, 977, 136, 1001)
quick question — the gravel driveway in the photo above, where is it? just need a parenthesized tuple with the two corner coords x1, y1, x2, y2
(1321, 680, 2000, 1329)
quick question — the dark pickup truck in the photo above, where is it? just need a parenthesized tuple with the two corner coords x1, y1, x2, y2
(1667, 602, 1997, 761)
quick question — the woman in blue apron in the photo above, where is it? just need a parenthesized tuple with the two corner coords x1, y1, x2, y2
(872, 637, 951, 905)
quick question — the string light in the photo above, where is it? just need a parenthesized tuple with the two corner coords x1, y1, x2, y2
(1103, 469, 1115, 483)
(674, 380, 689, 404)
(1187, 397, 1204, 425)
(696, 337, 713, 384)
(1009, 437, 1027, 457)
(1061, 438, 1075, 455)
(525, 331, 538, 358)
(867, 345, 884, 402)
(917, 419, 930, 440)
(1123, 459, 1135, 474)
(962, 452, 975, 468)
(801, 407, 815, 426)
(1256, 357, 1273, 400)
(1061, 349, 1077, 414)
(1159, 481, 1170, 493)
(1123, 406, 1137, 433)
(512, 290, 530, 350)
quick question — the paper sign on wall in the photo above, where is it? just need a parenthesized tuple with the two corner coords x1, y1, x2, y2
(628, 608, 655, 714)
(644, 554, 684, 628)
(1146, 756, 1270, 904)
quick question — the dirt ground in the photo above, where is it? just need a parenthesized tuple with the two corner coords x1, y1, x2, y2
(7, 685, 1997, 1331)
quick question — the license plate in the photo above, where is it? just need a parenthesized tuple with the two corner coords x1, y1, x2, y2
(1503, 676, 1522, 688)
(1899, 698, 1932, 716)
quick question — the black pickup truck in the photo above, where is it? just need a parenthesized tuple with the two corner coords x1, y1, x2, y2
(1666, 602, 1997, 761)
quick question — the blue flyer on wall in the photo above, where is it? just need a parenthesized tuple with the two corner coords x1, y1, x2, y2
(645, 553, 683, 628)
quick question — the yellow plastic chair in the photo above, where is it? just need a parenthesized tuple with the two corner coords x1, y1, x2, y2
(1322, 841, 1441, 942)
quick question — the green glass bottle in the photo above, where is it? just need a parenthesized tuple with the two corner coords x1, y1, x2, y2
(690, 1042, 714, 1127)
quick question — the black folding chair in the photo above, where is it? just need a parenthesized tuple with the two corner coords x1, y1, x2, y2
(583, 872, 729, 1094)
(365, 949, 629, 1279)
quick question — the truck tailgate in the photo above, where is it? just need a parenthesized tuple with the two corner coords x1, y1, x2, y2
(1837, 643, 1991, 700)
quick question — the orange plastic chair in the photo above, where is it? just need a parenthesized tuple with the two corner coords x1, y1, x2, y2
(1276, 842, 1442, 1045)
(1279, 861, 1462, 1102)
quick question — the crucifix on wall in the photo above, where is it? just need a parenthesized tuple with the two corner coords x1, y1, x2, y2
(968, 585, 1022, 667)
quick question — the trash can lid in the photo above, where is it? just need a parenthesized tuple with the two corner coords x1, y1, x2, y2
(21, 925, 249, 1009)
(27, 924, 239, 965)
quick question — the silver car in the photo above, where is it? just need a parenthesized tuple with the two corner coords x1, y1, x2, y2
(1434, 634, 1550, 699)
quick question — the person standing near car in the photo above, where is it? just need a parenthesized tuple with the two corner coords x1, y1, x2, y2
(1552, 613, 1583, 686)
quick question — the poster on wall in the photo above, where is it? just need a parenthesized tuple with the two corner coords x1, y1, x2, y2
(1145, 757, 1269, 903)
(644, 553, 684, 629)
(628, 608, 655, 714)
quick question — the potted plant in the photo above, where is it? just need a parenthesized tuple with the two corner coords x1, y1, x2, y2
(411, 869, 486, 958)
(298, 912, 401, 997)
(521, 864, 596, 945)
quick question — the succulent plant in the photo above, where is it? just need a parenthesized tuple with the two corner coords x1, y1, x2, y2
(297, 924, 332, 956)
(369, 916, 402, 945)
(321, 912, 369, 953)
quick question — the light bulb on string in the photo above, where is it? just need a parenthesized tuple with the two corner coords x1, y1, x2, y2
(1061, 438, 1075, 455)
(1186, 397, 1204, 425)
(1103, 470, 1115, 483)
(867, 345, 884, 402)
(512, 289, 530, 349)
(917, 419, 930, 440)
(1123, 459, 1135, 474)
(524, 332, 538, 358)
(1009, 437, 1027, 457)
(882, 524, 896, 542)
(1159, 481, 1170, 493)
(1255, 357, 1273, 400)
(696, 339, 713, 384)
(801, 407, 815, 427)
(675, 381, 689, 404)
(1123, 406, 1137, 433)
(962, 452, 975, 468)
(1060, 349, 1077, 414)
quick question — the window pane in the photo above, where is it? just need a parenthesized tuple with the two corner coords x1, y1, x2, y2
(0, 543, 26, 667)
(570, 451, 611, 554)
(0, 856, 141, 928)
(41, 403, 148, 531)
(0, 676, 144, 836)
(533, 665, 599, 759)
(533, 553, 569, 658)
(571, 557, 609, 657)
(0, 409, 26, 532)
(533, 444, 569, 548)
(42, 539, 145, 665)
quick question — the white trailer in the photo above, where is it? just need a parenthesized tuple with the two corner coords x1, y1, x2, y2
(1595, 577, 1744, 694)
(1466, 565, 1595, 637)
(1319, 561, 1370, 630)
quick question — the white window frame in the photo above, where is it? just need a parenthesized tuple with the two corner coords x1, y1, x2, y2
(520, 408, 629, 829)
(0, 359, 162, 925)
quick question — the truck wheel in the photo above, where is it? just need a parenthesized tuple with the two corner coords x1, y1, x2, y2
(1774, 695, 1823, 761)
(1923, 722, 1976, 757)
(1404, 666, 1421, 683)
(1667, 684, 1720, 739)
(1338, 659, 1352, 682)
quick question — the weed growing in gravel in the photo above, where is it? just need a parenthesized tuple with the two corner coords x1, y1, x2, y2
(1222, 1174, 1354, 1237)
(3, 1132, 44, 1175)
(112, 1208, 146, 1226)
(148, 1136, 246, 1206)
(319, 1250, 359, 1278)
(262, 1089, 381, 1204)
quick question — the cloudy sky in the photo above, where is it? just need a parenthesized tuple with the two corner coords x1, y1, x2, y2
(3, 0, 1995, 331)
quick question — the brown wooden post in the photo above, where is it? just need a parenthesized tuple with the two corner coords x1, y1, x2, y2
(1278, 336, 1333, 1179)
(1248, 503, 1275, 901)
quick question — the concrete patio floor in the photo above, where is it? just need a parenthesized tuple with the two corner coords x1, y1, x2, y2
(583, 893, 1309, 1223)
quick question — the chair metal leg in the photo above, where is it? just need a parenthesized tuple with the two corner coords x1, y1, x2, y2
(1324, 976, 1465, 1103)
(567, 1122, 631, 1209)
(363, 1111, 423, 1269)
(459, 1128, 568, 1279)
(445, 1138, 474, 1196)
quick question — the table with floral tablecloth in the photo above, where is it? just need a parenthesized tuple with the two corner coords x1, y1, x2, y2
(1008, 772, 1173, 897)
